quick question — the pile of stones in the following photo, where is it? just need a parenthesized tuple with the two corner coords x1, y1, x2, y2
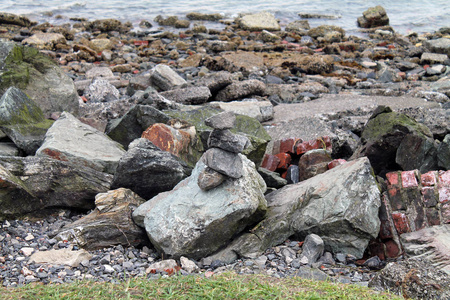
(197, 111, 250, 190)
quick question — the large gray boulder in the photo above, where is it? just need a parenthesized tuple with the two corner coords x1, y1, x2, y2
(111, 138, 191, 200)
(357, 6, 389, 28)
(0, 43, 79, 117)
(55, 188, 148, 250)
(212, 157, 380, 261)
(0, 156, 112, 220)
(149, 64, 186, 91)
(36, 112, 126, 174)
(132, 154, 267, 259)
(0, 87, 54, 154)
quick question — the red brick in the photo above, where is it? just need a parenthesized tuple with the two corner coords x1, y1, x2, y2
(386, 172, 399, 186)
(260, 154, 280, 172)
(421, 171, 437, 187)
(278, 138, 298, 154)
(426, 208, 441, 226)
(401, 170, 418, 188)
(327, 159, 347, 170)
(439, 187, 450, 204)
(384, 240, 401, 258)
(387, 186, 406, 210)
(295, 139, 320, 155)
(421, 186, 438, 207)
(439, 170, 450, 187)
(275, 153, 291, 170)
(392, 212, 411, 234)
(441, 203, 450, 224)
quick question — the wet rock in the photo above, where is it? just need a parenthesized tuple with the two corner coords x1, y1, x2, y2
(299, 234, 324, 265)
(89, 19, 122, 32)
(0, 156, 112, 220)
(357, 6, 390, 28)
(111, 138, 190, 200)
(219, 157, 380, 260)
(36, 112, 126, 174)
(421, 52, 449, 65)
(260, 30, 280, 43)
(29, 248, 92, 268)
(368, 257, 450, 299)
(215, 80, 266, 102)
(186, 12, 222, 21)
(204, 148, 243, 179)
(160, 86, 211, 104)
(55, 188, 147, 250)
(308, 25, 345, 39)
(154, 15, 178, 26)
(149, 64, 186, 91)
(298, 149, 332, 181)
(132, 154, 267, 259)
(0, 12, 34, 27)
(424, 38, 450, 56)
(0, 87, 54, 155)
(197, 167, 226, 191)
(22, 33, 66, 50)
(285, 20, 310, 34)
(84, 78, 120, 102)
(257, 167, 287, 189)
(237, 12, 281, 31)
(401, 225, 450, 275)
(0, 42, 79, 117)
(88, 38, 114, 52)
(106, 105, 170, 149)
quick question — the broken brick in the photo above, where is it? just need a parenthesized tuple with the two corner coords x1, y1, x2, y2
(260, 154, 281, 172)
(384, 239, 402, 258)
(386, 172, 399, 186)
(392, 212, 411, 234)
(401, 170, 418, 188)
(439, 187, 450, 204)
(439, 170, 450, 187)
(275, 153, 292, 170)
(294, 139, 322, 155)
(327, 159, 347, 170)
(421, 171, 437, 187)
(278, 138, 299, 154)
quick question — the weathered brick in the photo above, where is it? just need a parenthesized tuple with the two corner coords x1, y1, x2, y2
(401, 170, 418, 188)
(421, 171, 437, 187)
(439, 187, 450, 204)
(387, 186, 406, 210)
(278, 138, 299, 154)
(379, 194, 394, 239)
(327, 159, 347, 170)
(392, 212, 411, 234)
(421, 186, 438, 207)
(384, 239, 402, 258)
(411, 200, 428, 231)
(441, 203, 450, 224)
(275, 153, 291, 170)
(386, 171, 399, 186)
(402, 187, 422, 207)
(294, 136, 331, 155)
(260, 154, 280, 172)
(426, 208, 441, 226)
(439, 170, 450, 186)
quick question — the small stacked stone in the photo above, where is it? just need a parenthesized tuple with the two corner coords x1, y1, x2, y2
(198, 111, 250, 190)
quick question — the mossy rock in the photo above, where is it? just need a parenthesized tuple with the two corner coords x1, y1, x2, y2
(164, 106, 271, 166)
(0, 42, 79, 117)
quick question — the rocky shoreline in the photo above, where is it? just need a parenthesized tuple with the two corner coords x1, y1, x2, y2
(0, 6, 450, 299)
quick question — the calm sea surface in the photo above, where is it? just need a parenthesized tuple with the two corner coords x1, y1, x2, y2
(0, 0, 449, 35)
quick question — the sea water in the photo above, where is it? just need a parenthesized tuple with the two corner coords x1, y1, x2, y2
(0, 0, 449, 35)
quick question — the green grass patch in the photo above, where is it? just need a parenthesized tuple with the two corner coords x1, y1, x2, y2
(1, 272, 401, 300)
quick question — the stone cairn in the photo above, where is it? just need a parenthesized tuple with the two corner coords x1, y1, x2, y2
(197, 111, 250, 190)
